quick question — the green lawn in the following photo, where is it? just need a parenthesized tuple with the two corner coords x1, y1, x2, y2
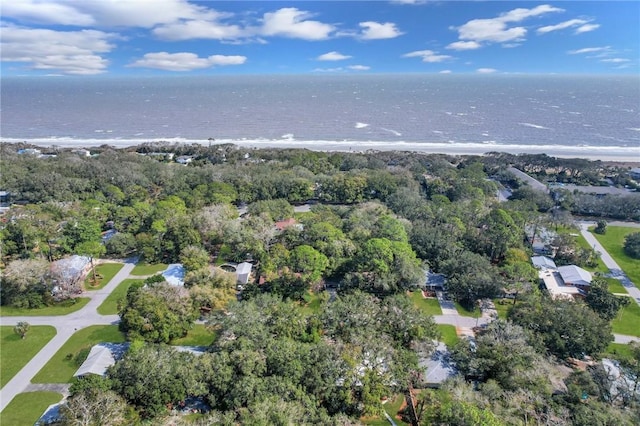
(454, 302, 481, 318)
(605, 277, 628, 295)
(437, 324, 459, 348)
(130, 262, 167, 276)
(606, 343, 635, 361)
(612, 302, 640, 337)
(97, 278, 144, 315)
(574, 232, 608, 273)
(170, 324, 216, 346)
(1, 326, 57, 387)
(0, 391, 62, 426)
(84, 262, 124, 290)
(591, 227, 640, 287)
(363, 394, 410, 426)
(493, 299, 514, 319)
(409, 291, 442, 316)
(0, 298, 90, 317)
(32, 325, 125, 384)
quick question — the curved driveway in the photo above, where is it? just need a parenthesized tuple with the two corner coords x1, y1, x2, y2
(578, 222, 640, 306)
(0, 260, 135, 412)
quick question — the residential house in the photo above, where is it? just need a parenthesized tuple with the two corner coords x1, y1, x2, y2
(74, 343, 129, 377)
(531, 256, 557, 270)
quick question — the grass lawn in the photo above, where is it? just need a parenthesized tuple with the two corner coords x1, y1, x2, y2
(0, 298, 90, 317)
(1, 326, 57, 388)
(591, 227, 640, 287)
(0, 391, 62, 426)
(492, 299, 514, 318)
(84, 262, 124, 290)
(611, 302, 640, 337)
(409, 291, 442, 316)
(362, 394, 410, 426)
(130, 262, 167, 276)
(32, 325, 125, 384)
(574, 232, 608, 273)
(454, 302, 481, 318)
(170, 324, 216, 346)
(605, 277, 628, 295)
(437, 324, 459, 348)
(97, 278, 144, 315)
(606, 343, 635, 361)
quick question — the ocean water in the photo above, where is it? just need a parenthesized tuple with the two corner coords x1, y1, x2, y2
(1, 74, 639, 155)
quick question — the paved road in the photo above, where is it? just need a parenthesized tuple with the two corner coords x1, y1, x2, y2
(0, 260, 136, 412)
(614, 334, 640, 344)
(578, 222, 640, 307)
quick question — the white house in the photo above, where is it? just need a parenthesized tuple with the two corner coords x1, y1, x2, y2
(557, 265, 592, 288)
(531, 256, 557, 270)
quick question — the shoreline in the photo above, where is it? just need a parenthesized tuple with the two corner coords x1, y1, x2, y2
(3, 138, 639, 163)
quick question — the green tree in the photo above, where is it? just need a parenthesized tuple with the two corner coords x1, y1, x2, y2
(440, 250, 503, 309)
(179, 244, 210, 272)
(594, 220, 608, 235)
(14, 321, 30, 339)
(75, 240, 106, 284)
(109, 344, 206, 418)
(119, 283, 197, 343)
(62, 218, 102, 252)
(105, 232, 137, 257)
(509, 295, 613, 359)
(623, 232, 640, 259)
(585, 278, 630, 321)
(289, 245, 329, 283)
(451, 320, 548, 391)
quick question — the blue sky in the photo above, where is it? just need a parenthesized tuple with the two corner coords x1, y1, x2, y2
(1, 1, 638, 76)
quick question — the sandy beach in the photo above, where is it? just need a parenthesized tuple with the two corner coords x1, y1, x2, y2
(7, 137, 639, 163)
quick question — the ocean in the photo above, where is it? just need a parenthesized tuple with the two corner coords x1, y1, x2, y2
(1, 74, 639, 158)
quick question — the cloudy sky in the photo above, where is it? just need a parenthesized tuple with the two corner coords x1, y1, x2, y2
(1, 0, 638, 76)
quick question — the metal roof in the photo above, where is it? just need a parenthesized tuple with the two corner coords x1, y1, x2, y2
(531, 256, 557, 270)
(557, 265, 592, 286)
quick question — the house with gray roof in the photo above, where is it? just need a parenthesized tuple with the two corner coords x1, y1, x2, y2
(531, 256, 557, 270)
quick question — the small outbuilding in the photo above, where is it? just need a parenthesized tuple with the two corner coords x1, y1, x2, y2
(236, 262, 253, 285)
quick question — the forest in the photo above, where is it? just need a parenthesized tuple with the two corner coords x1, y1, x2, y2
(1, 142, 639, 425)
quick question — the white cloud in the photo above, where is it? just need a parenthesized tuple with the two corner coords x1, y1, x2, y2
(153, 19, 244, 41)
(348, 65, 370, 71)
(390, 0, 428, 4)
(1, 0, 94, 26)
(2, 0, 215, 28)
(403, 50, 452, 63)
(261, 8, 335, 40)
(359, 21, 403, 40)
(128, 52, 246, 71)
(567, 46, 610, 54)
(0, 24, 116, 74)
(313, 67, 344, 73)
(537, 19, 588, 34)
(446, 40, 481, 50)
(452, 4, 563, 47)
(317, 51, 352, 61)
(439, 70, 452, 74)
(477, 68, 497, 73)
(600, 58, 630, 63)
(575, 23, 600, 34)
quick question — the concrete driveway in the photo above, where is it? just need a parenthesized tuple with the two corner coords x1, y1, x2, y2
(0, 260, 136, 412)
